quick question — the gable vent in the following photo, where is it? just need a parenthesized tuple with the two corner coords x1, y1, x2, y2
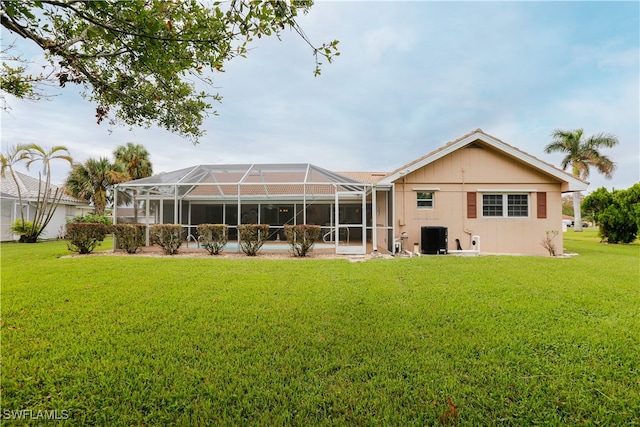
(465, 142, 484, 149)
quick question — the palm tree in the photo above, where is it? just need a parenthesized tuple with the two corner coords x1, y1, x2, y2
(113, 143, 153, 222)
(0, 144, 31, 229)
(23, 144, 73, 241)
(544, 129, 618, 231)
(65, 157, 129, 215)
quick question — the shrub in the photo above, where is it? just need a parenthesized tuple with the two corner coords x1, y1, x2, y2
(238, 224, 269, 256)
(65, 223, 110, 254)
(284, 224, 321, 257)
(197, 224, 228, 255)
(540, 230, 559, 256)
(583, 184, 640, 244)
(113, 224, 146, 254)
(69, 213, 113, 225)
(10, 219, 42, 243)
(150, 224, 183, 255)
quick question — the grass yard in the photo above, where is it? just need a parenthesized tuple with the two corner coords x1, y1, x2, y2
(1, 231, 639, 425)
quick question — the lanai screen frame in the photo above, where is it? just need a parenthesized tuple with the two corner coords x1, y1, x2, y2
(113, 163, 389, 253)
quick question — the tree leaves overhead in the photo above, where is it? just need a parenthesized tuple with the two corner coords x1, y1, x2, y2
(1, 0, 339, 143)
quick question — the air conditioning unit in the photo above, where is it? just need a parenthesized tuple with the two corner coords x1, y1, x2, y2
(421, 226, 448, 255)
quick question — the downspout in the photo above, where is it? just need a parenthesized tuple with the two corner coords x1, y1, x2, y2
(461, 168, 473, 247)
(399, 177, 406, 226)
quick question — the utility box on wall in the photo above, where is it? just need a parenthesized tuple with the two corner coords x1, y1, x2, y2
(421, 226, 448, 254)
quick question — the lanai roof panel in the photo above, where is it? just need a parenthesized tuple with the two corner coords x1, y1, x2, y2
(120, 163, 367, 199)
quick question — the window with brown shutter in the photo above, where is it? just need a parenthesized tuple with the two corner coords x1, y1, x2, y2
(537, 192, 547, 218)
(467, 192, 477, 218)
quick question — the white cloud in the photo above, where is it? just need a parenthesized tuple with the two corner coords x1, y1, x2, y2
(363, 26, 416, 62)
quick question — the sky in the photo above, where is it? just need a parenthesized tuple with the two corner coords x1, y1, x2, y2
(2, 1, 639, 193)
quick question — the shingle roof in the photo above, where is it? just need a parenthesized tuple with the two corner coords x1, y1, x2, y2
(338, 172, 389, 184)
(0, 171, 86, 204)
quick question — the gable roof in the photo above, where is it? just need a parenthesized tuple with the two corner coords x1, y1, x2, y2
(0, 171, 86, 204)
(378, 129, 589, 191)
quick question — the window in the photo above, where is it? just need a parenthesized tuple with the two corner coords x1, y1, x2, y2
(482, 194, 529, 217)
(482, 194, 503, 217)
(507, 194, 528, 217)
(417, 192, 434, 209)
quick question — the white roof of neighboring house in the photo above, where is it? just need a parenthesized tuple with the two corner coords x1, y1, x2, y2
(378, 129, 589, 191)
(0, 171, 87, 204)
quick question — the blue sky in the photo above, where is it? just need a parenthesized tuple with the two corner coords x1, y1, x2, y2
(2, 1, 638, 192)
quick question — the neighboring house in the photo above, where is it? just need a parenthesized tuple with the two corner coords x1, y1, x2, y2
(1, 171, 91, 242)
(116, 130, 588, 256)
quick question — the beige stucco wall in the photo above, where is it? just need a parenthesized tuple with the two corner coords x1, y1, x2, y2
(393, 143, 566, 256)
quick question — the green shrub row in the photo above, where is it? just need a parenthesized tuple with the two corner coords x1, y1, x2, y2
(69, 213, 113, 225)
(65, 214, 145, 254)
(65, 222, 322, 257)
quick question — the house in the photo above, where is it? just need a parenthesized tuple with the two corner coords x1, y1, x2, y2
(115, 130, 587, 256)
(1, 171, 91, 242)
(376, 129, 588, 256)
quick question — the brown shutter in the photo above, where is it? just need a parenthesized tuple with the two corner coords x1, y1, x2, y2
(467, 192, 477, 218)
(537, 192, 547, 219)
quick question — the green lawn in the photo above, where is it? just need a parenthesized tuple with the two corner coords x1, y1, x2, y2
(1, 231, 639, 425)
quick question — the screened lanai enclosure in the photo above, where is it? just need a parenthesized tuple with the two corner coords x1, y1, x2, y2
(114, 164, 394, 255)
